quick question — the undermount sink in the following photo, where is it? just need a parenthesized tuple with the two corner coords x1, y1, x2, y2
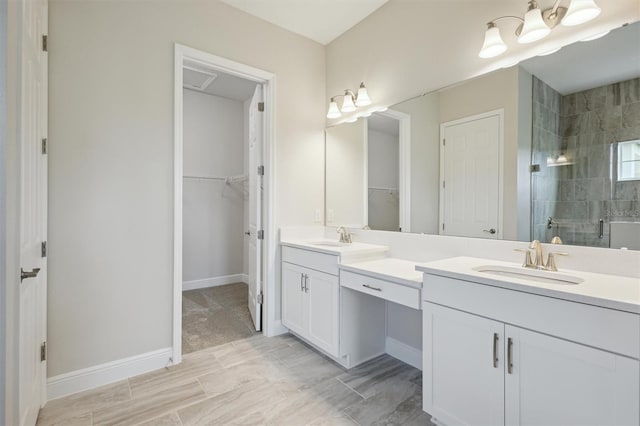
(472, 265, 584, 285)
(309, 240, 352, 247)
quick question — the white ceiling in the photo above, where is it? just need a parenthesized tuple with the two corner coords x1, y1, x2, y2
(183, 61, 257, 101)
(520, 21, 640, 95)
(219, 0, 389, 45)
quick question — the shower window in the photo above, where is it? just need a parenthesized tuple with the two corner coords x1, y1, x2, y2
(617, 140, 640, 182)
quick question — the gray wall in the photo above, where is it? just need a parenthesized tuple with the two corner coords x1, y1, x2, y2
(182, 90, 246, 283)
(532, 77, 640, 247)
(48, 0, 326, 377)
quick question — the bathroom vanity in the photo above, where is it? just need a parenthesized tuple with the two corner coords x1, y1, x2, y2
(280, 230, 640, 426)
(281, 238, 423, 369)
(418, 257, 640, 426)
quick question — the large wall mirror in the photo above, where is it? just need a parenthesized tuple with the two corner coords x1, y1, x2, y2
(325, 21, 640, 250)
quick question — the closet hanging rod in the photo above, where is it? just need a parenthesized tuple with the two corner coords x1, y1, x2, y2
(368, 186, 399, 192)
(183, 175, 226, 181)
(183, 174, 249, 183)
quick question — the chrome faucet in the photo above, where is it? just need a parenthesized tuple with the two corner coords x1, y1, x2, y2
(514, 240, 568, 271)
(529, 240, 545, 269)
(337, 226, 352, 244)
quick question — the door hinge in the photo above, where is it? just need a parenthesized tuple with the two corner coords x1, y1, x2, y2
(41, 241, 47, 258)
(40, 342, 47, 362)
(442, 223, 445, 231)
(257, 230, 264, 240)
(257, 292, 263, 304)
(42, 35, 48, 52)
(258, 102, 264, 112)
(443, 139, 446, 146)
(42, 138, 47, 154)
(257, 165, 264, 176)
(530, 164, 541, 173)
(442, 181, 445, 189)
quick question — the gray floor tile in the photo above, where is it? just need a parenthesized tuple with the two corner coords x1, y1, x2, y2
(36, 380, 131, 426)
(38, 333, 435, 426)
(92, 381, 205, 426)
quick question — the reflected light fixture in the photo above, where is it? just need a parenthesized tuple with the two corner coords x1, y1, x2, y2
(326, 82, 372, 119)
(479, 0, 602, 59)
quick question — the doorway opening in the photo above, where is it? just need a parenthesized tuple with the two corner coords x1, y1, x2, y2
(173, 45, 276, 364)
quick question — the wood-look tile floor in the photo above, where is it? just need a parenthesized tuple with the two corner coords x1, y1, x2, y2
(37, 334, 435, 426)
(182, 283, 259, 354)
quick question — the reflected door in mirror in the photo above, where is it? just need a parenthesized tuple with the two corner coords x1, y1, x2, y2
(441, 111, 502, 239)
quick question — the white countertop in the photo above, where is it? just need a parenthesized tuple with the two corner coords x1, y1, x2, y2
(280, 239, 388, 257)
(340, 258, 423, 289)
(417, 257, 640, 314)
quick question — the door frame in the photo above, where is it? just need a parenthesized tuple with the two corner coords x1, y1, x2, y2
(367, 108, 412, 232)
(438, 109, 504, 240)
(173, 44, 276, 364)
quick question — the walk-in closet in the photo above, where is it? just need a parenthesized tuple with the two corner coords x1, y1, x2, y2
(181, 61, 262, 354)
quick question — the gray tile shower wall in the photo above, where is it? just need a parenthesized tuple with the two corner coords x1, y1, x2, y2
(532, 77, 640, 248)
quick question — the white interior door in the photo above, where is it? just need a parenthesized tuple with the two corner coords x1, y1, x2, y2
(248, 84, 263, 331)
(18, 0, 48, 424)
(440, 112, 501, 239)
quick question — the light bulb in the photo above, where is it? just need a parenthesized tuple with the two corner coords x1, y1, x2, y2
(341, 94, 356, 112)
(562, 0, 601, 26)
(479, 24, 507, 58)
(326, 100, 341, 119)
(518, 6, 551, 44)
(355, 83, 372, 107)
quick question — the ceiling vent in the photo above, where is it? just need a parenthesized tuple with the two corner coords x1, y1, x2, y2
(183, 64, 218, 91)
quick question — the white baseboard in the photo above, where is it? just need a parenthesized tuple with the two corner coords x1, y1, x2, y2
(267, 320, 289, 337)
(385, 336, 422, 370)
(182, 274, 247, 291)
(47, 347, 173, 401)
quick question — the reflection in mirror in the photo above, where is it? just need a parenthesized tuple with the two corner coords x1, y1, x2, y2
(325, 21, 640, 250)
(525, 22, 640, 249)
(325, 119, 366, 227)
(367, 110, 411, 232)
(367, 114, 400, 231)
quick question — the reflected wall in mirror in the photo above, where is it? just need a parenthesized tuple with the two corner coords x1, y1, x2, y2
(325, 21, 640, 250)
(325, 119, 366, 227)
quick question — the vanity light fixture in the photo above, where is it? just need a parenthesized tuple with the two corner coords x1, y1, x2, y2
(326, 82, 372, 119)
(479, 0, 602, 58)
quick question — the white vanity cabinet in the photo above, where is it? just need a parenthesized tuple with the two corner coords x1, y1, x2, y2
(281, 246, 340, 358)
(423, 274, 640, 426)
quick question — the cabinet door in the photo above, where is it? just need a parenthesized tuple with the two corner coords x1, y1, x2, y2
(423, 303, 505, 426)
(505, 325, 640, 426)
(281, 262, 307, 336)
(306, 269, 340, 357)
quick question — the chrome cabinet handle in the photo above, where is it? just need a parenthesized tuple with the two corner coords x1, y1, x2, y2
(300, 273, 304, 292)
(493, 333, 499, 368)
(483, 228, 497, 234)
(362, 284, 382, 292)
(507, 337, 514, 374)
(21, 267, 41, 283)
(304, 274, 309, 293)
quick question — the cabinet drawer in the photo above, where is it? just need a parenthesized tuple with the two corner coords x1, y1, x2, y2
(340, 270, 420, 309)
(282, 245, 339, 276)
